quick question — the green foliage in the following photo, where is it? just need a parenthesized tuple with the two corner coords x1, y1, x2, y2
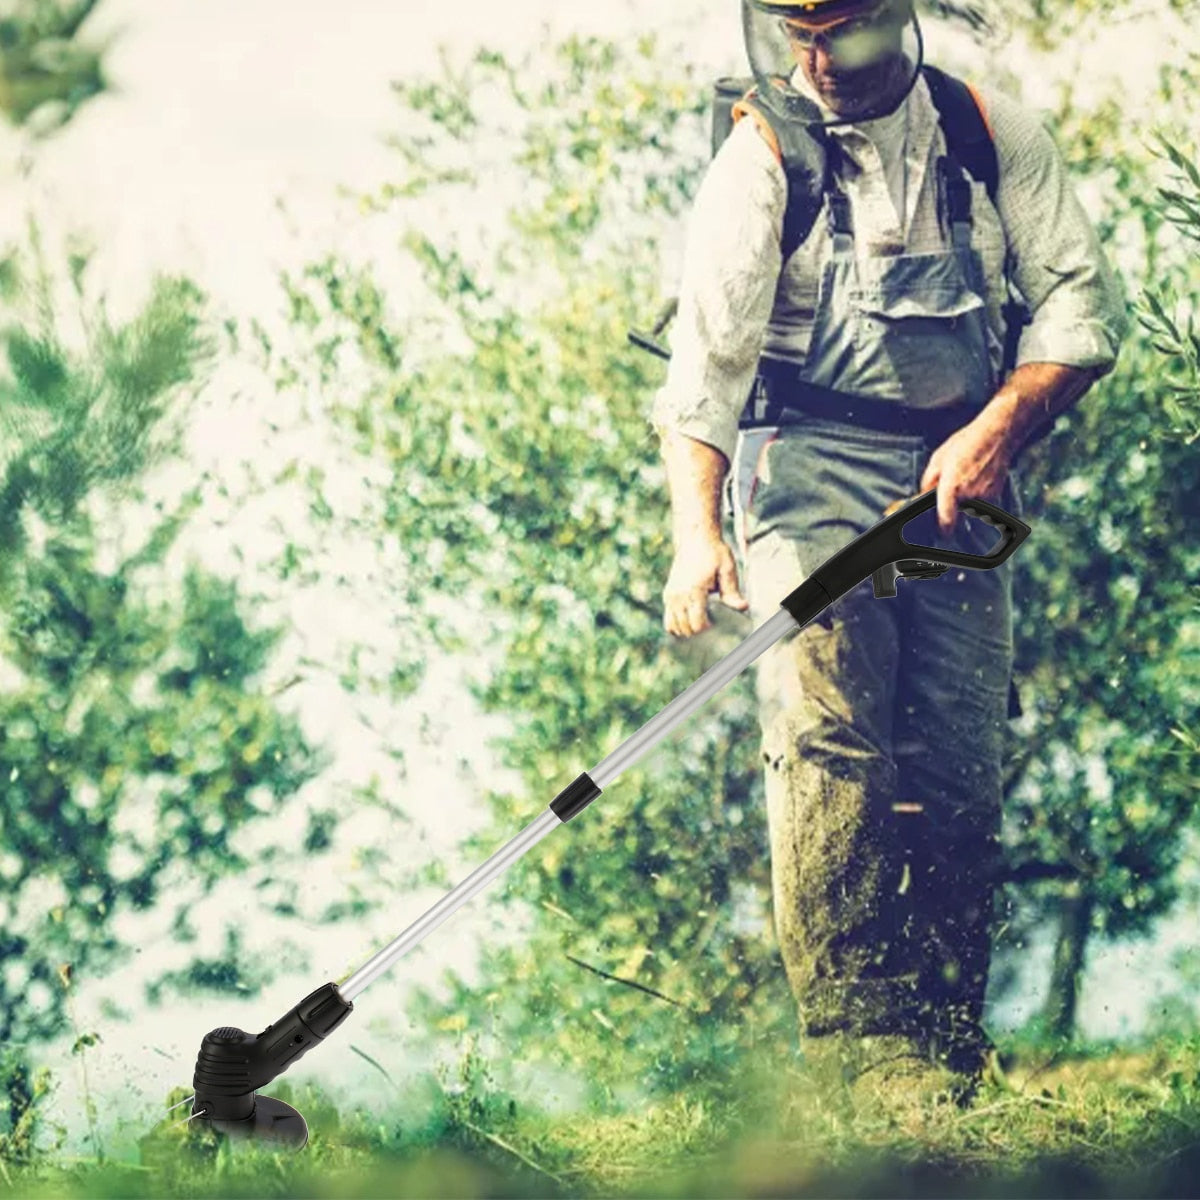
(0, 1047, 51, 1167)
(1138, 138, 1200, 443)
(1007, 0, 1200, 53)
(0, 238, 329, 1111)
(1134, 133, 1200, 876)
(0, 0, 108, 134)
(917, 2, 993, 34)
(0, 512, 326, 1048)
(0, 233, 212, 588)
(974, 20, 1200, 1037)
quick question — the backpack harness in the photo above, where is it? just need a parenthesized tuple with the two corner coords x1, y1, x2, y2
(713, 65, 1031, 386)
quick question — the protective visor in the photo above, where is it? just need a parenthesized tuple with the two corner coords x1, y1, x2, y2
(742, 0, 922, 125)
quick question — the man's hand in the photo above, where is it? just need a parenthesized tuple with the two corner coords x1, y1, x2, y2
(663, 534, 749, 638)
(921, 363, 1101, 533)
(920, 406, 1016, 535)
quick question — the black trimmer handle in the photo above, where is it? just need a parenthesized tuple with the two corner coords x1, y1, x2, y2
(777, 489, 1031, 625)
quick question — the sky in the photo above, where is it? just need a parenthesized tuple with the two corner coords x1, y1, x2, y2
(3, 0, 1195, 1159)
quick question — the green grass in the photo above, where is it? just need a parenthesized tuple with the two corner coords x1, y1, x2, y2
(9, 1035, 1200, 1198)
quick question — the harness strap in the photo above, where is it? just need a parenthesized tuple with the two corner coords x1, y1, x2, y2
(921, 65, 998, 204)
(732, 88, 830, 262)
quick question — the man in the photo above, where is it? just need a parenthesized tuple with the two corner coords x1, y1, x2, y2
(651, 0, 1125, 1105)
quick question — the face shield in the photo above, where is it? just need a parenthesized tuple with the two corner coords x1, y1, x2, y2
(742, 0, 923, 126)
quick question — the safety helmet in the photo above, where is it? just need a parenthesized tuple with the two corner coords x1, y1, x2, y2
(753, 0, 895, 29)
(742, 0, 923, 125)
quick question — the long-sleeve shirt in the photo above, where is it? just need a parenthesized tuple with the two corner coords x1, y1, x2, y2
(649, 69, 1128, 469)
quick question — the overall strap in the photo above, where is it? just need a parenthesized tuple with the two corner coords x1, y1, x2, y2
(823, 137, 855, 260)
(731, 87, 830, 262)
(937, 153, 975, 251)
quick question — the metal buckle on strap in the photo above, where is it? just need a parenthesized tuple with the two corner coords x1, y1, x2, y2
(750, 374, 771, 423)
(937, 155, 973, 247)
(827, 192, 853, 237)
(826, 190, 854, 259)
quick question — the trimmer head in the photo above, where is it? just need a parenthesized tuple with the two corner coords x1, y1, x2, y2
(188, 983, 353, 1149)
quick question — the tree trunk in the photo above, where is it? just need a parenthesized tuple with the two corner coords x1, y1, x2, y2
(1042, 884, 1095, 1042)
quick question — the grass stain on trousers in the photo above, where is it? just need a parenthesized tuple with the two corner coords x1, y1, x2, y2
(731, 418, 1023, 1053)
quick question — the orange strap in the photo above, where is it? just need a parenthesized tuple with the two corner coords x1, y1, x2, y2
(731, 96, 783, 166)
(965, 81, 995, 141)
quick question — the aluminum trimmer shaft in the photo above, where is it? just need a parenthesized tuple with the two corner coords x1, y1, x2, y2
(339, 605, 797, 1000)
(186, 489, 1030, 1148)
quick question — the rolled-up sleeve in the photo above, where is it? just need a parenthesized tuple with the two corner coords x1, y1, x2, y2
(983, 88, 1128, 376)
(649, 117, 787, 468)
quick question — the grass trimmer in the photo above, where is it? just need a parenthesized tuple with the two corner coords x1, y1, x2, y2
(174, 488, 1030, 1148)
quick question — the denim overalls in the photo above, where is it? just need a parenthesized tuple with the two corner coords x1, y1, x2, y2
(729, 135, 1023, 1053)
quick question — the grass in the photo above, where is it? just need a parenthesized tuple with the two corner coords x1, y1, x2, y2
(8, 1034, 1200, 1198)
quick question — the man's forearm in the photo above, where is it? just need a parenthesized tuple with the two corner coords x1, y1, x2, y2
(921, 360, 1106, 529)
(983, 362, 1101, 457)
(658, 430, 728, 545)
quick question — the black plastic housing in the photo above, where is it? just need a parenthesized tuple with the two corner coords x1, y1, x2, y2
(550, 772, 602, 822)
(192, 983, 353, 1123)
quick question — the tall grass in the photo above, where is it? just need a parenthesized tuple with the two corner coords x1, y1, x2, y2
(8, 1032, 1200, 1198)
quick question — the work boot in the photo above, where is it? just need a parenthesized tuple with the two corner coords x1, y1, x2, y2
(848, 1034, 972, 1114)
(926, 1020, 1009, 1105)
(796, 1033, 975, 1118)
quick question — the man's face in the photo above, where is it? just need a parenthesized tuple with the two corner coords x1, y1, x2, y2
(781, 3, 910, 117)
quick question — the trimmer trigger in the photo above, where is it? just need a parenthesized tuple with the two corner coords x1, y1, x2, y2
(872, 559, 951, 598)
(872, 563, 900, 598)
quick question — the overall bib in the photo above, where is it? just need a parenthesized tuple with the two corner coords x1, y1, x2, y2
(730, 147, 1022, 1056)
